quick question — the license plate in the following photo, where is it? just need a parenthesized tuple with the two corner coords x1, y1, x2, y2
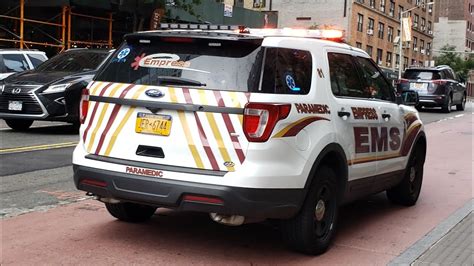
(410, 83, 427, 90)
(135, 113, 172, 136)
(8, 101, 22, 111)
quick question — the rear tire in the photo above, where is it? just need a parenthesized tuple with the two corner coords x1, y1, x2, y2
(456, 94, 466, 111)
(105, 202, 157, 223)
(441, 95, 452, 113)
(387, 144, 425, 206)
(5, 119, 33, 131)
(280, 166, 339, 255)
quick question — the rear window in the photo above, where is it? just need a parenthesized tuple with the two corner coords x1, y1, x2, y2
(95, 37, 263, 92)
(27, 53, 48, 67)
(36, 50, 108, 72)
(403, 70, 441, 80)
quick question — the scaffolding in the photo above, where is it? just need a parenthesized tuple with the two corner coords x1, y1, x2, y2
(0, 0, 113, 52)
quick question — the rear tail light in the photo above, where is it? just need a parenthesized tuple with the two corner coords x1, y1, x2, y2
(396, 78, 409, 85)
(80, 178, 107, 187)
(432, 79, 447, 85)
(243, 103, 291, 142)
(79, 88, 89, 124)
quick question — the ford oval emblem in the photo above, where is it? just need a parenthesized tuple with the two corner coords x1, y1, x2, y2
(145, 89, 165, 98)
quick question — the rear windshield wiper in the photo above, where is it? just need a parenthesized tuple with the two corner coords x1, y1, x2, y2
(157, 77, 206, 87)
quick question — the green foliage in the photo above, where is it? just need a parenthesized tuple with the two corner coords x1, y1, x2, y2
(435, 44, 474, 81)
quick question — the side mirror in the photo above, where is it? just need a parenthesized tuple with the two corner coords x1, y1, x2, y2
(397, 90, 419, 106)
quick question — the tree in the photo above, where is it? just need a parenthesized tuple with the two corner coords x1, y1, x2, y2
(434, 44, 473, 81)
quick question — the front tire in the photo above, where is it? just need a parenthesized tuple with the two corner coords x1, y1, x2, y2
(105, 202, 157, 223)
(280, 166, 339, 255)
(387, 144, 425, 206)
(5, 119, 33, 131)
(456, 94, 466, 111)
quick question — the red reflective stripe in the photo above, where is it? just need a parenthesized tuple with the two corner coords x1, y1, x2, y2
(183, 88, 220, 171)
(83, 83, 112, 143)
(183, 195, 223, 204)
(283, 116, 330, 137)
(94, 84, 135, 154)
(80, 178, 107, 187)
(213, 91, 245, 164)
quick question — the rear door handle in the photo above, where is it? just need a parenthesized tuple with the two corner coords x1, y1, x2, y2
(382, 113, 391, 120)
(337, 111, 351, 118)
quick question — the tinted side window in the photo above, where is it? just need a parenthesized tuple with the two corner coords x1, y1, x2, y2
(260, 48, 312, 94)
(328, 53, 366, 98)
(27, 54, 47, 67)
(3, 54, 29, 72)
(356, 57, 395, 101)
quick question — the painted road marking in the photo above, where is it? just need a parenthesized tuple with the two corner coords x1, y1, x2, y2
(0, 142, 78, 154)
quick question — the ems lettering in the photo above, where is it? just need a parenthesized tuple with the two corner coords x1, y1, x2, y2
(295, 103, 331, 114)
(351, 107, 378, 120)
(354, 127, 402, 154)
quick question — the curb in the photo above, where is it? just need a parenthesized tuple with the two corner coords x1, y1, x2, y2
(388, 198, 473, 266)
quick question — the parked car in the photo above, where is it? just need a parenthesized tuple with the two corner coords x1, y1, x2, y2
(0, 48, 112, 130)
(0, 49, 48, 80)
(398, 65, 467, 112)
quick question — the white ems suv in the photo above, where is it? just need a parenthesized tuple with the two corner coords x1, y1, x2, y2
(73, 25, 427, 255)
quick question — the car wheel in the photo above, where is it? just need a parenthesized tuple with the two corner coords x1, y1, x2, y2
(387, 144, 425, 206)
(105, 202, 157, 223)
(415, 105, 423, 111)
(5, 119, 33, 131)
(456, 94, 466, 111)
(280, 166, 338, 255)
(441, 95, 452, 113)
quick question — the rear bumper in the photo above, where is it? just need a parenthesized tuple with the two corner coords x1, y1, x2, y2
(418, 95, 446, 106)
(73, 164, 305, 219)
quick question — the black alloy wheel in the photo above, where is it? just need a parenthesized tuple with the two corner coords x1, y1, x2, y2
(5, 119, 33, 131)
(456, 94, 466, 111)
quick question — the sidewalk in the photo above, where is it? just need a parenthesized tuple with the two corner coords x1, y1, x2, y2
(390, 199, 473, 265)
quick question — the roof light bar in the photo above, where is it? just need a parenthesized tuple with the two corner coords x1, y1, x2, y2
(247, 28, 345, 41)
(159, 23, 245, 31)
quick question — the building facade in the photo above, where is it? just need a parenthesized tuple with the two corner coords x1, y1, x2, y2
(433, 0, 474, 56)
(243, 0, 435, 71)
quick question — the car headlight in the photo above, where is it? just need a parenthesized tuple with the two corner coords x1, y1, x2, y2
(43, 83, 71, 94)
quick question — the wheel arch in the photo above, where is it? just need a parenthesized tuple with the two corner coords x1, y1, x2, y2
(303, 143, 348, 203)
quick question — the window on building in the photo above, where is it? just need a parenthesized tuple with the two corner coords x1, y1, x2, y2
(366, 45, 373, 57)
(421, 18, 426, 30)
(327, 53, 367, 99)
(357, 14, 364, 32)
(428, 21, 432, 33)
(380, 0, 385, 12)
(386, 52, 392, 65)
(411, 59, 416, 66)
(415, 0, 421, 6)
(396, 54, 400, 66)
(389, 0, 395, 16)
(368, 18, 375, 31)
(404, 56, 408, 70)
(376, 49, 383, 64)
(414, 14, 419, 28)
(420, 39, 425, 52)
(253, 0, 266, 8)
(388, 26, 394, 42)
(413, 37, 418, 50)
(370, 0, 376, 8)
(356, 42, 362, 48)
(398, 5, 404, 20)
(378, 22, 385, 39)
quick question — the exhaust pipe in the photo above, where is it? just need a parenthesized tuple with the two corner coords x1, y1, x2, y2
(210, 213, 245, 226)
(94, 196, 121, 204)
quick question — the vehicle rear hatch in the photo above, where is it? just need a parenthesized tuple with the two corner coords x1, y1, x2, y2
(400, 69, 442, 95)
(81, 33, 263, 173)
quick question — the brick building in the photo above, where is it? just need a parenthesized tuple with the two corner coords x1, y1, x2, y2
(243, 0, 435, 71)
(433, 0, 474, 56)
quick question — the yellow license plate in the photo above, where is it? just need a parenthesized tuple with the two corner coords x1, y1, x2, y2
(135, 113, 172, 136)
